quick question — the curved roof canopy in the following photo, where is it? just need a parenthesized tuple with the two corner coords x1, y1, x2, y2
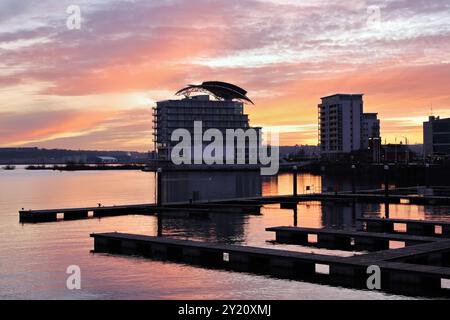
(175, 81, 254, 104)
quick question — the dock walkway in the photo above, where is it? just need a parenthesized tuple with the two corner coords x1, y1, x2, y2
(358, 217, 450, 237)
(266, 226, 443, 251)
(19, 191, 450, 223)
(91, 232, 450, 297)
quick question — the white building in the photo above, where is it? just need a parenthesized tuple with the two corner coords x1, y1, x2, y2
(319, 94, 380, 157)
(319, 94, 364, 156)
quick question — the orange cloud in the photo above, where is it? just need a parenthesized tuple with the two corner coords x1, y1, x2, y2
(1, 0, 449, 150)
(0, 109, 116, 146)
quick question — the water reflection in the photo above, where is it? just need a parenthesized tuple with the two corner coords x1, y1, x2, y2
(155, 171, 450, 243)
(1, 168, 450, 299)
(262, 173, 322, 195)
(158, 171, 262, 242)
(321, 175, 380, 193)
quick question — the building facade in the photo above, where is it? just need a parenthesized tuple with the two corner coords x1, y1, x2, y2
(362, 113, 381, 150)
(319, 94, 363, 156)
(424, 116, 450, 156)
(319, 94, 381, 158)
(153, 82, 260, 166)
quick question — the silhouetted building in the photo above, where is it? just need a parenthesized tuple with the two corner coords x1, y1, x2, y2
(383, 144, 414, 163)
(362, 113, 380, 149)
(369, 137, 382, 163)
(424, 116, 450, 156)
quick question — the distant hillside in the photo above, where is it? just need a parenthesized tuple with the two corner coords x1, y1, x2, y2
(0, 147, 153, 164)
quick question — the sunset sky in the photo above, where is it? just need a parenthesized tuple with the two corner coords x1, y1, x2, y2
(0, 0, 449, 151)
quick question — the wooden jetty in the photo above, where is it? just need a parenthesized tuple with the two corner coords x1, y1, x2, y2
(266, 226, 443, 251)
(358, 217, 450, 237)
(91, 232, 450, 297)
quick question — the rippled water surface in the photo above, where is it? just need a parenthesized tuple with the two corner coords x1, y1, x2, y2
(1, 167, 448, 299)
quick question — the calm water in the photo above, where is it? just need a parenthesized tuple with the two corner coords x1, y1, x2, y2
(1, 167, 449, 300)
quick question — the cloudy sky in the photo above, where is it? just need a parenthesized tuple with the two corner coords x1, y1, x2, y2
(0, 0, 449, 151)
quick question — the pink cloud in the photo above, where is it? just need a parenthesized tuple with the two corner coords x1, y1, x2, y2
(0, 0, 449, 149)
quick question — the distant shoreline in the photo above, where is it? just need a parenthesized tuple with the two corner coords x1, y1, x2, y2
(24, 164, 147, 171)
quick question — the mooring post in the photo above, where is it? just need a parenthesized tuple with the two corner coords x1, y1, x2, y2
(351, 164, 356, 194)
(293, 166, 298, 197)
(157, 168, 162, 206)
(384, 164, 390, 198)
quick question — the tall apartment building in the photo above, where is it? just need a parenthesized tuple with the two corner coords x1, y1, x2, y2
(423, 116, 450, 156)
(319, 94, 380, 157)
(153, 82, 260, 165)
(319, 94, 363, 155)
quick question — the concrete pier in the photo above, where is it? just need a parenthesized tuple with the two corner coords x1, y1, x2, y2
(91, 232, 450, 297)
